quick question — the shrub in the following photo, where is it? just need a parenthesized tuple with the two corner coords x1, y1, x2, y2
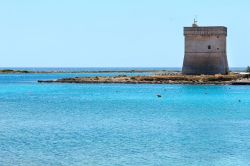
(130, 77, 136, 80)
(246, 66, 250, 73)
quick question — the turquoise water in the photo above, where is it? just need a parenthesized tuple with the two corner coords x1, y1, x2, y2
(0, 73, 250, 166)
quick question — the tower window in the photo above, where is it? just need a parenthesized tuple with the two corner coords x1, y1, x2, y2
(217, 48, 219, 50)
(208, 45, 211, 49)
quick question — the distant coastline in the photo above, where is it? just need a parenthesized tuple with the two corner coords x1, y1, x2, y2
(0, 69, 176, 74)
(0, 67, 247, 74)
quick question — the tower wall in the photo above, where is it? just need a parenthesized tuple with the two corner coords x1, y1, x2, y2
(182, 26, 229, 75)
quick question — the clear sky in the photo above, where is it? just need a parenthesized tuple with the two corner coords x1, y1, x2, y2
(0, 0, 249, 67)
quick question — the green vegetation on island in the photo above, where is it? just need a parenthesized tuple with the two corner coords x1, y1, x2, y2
(0, 69, 31, 74)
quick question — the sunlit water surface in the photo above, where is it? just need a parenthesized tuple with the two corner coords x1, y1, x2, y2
(0, 72, 250, 166)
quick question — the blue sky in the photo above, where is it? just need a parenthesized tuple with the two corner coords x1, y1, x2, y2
(0, 0, 249, 67)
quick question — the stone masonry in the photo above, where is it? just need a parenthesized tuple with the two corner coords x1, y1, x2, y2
(182, 23, 229, 75)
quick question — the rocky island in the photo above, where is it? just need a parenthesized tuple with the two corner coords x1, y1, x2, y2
(38, 73, 250, 85)
(0, 69, 32, 74)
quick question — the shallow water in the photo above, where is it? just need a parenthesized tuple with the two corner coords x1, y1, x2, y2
(0, 73, 250, 166)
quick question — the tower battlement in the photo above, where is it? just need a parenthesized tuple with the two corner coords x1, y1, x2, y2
(184, 26, 227, 36)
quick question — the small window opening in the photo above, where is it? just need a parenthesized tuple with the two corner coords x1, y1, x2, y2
(217, 48, 219, 50)
(217, 36, 220, 38)
(208, 45, 211, 49)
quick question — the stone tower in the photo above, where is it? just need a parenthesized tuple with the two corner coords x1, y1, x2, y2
(182, 21, 229, 75)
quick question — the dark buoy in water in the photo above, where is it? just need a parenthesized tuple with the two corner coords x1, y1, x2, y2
(157, 94, 162, 98)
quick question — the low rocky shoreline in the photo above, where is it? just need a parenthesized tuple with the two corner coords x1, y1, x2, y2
(38, 73, 250, 85)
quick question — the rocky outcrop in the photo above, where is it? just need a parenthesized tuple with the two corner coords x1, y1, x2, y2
(38, 73, 250, 85)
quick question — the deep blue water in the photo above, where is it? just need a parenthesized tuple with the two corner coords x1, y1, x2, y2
(0, 70, 250, 166)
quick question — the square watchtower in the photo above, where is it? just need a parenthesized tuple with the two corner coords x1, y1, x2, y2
(182, 23, 229, 75)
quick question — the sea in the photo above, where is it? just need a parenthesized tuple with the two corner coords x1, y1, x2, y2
(0, 67, 250, 166)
